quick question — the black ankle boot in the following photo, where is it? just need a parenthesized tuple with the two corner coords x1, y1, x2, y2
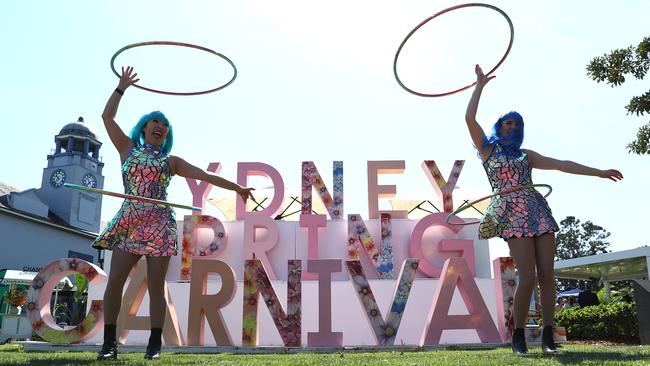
(511, 328, 528, 354)
(144, 327, 163, 360)
(97, 324, 118, 360)
(97, 342, 118, 360)
(144, 343, 161, 360)
(542, 325, 558, 353)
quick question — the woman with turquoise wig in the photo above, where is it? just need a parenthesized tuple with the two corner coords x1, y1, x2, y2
(93, 66, 255, 360)
(465, 64, 622, 355)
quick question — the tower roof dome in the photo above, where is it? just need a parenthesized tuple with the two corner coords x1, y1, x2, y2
(58, 117, 97, 139)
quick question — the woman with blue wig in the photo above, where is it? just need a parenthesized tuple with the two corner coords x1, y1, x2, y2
(465, 65, 623, 354)
(93, 66, 255, 360)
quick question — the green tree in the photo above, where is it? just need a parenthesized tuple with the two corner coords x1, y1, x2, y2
(555, 216, 611, 291)
(587, 36, 650, 154)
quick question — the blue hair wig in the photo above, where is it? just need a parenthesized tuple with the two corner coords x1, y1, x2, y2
(129, 111, 173, 155)
(482, 111, 524, 155)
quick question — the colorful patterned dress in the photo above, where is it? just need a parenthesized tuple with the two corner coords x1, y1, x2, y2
(478, 144, 559, 240)
(92, 144, 178, 256)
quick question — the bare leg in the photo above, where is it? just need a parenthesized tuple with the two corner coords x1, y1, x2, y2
(103, 249, 142, 324)
(507, 237, 537, 329)
(534, 233, 556, 327)
(145, 255, 171, 329)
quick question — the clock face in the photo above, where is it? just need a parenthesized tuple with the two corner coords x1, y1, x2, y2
(50, 169, 66, 188)
(82, 173, 97, 188)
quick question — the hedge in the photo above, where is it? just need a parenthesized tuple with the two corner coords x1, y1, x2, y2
(555, 302, 638, 342)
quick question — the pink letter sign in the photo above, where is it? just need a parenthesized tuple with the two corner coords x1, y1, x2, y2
(236, 162, 285, 219)
(421, 160, 464, 212)
(185, 162, 221, 213)
(408, 212, 475, 277)
(187, 258, 237, 346)
(301, 161, 343, 219)
(346, 259, 419, 345)
(347, 213, 395, 279)
(116, 260, 184, 346)
(27, 259, 106, 344)
(421, 257, 500, 345)
(493, 257, 517, 342)
(299, 213, 327, 280)
(307, 259, 343, 347)
(243, 216, 280, 280)
(181, 215, 228, 280)
(242, 260, 302, 347)
(367, 161, 407, 219)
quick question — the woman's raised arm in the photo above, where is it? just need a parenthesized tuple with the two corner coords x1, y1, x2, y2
(101, 66, 139, 159)
(465, 64, 495, 160)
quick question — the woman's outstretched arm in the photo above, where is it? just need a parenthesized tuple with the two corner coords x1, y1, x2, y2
(169, 156, 256, 202)
(102, 66, 139, 159)
(465, 64, 495, 160)
(524, 149, 623, 181)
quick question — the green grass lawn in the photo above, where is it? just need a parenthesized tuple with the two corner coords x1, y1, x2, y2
(0, 343, 649, 365)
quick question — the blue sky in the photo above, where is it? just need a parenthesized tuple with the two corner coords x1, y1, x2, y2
(1, 1, 647, 255)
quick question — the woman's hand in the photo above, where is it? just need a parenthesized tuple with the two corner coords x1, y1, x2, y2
(475, 64, 495, 88)
(118, 66, 139, 91)
(599, 169, 624, 181)
(237, 187, 256, 203)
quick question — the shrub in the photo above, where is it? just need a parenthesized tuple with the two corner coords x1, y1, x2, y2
(555, 302, 639, 342)
(2, 287, 27, 307)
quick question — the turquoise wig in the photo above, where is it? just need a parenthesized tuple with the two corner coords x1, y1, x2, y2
(481, 111, 524, 156)
(129, 111, 174, 155)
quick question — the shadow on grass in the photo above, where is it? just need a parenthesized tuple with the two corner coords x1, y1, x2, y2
(1, 355, 135, 366)
(0, 345, 22, 352)
(531, 351, 650, 364)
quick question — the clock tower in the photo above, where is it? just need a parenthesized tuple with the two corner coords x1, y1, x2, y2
(39, 117, 105, 232)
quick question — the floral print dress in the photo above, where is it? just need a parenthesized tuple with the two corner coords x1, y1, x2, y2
(92, 144, 177, 256)
(478, 144, 559, 240)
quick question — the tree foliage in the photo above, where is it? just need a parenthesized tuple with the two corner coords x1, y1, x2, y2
(587, 36, 650, 154)
(555, 216, 611, 291)
(555, 216, 611, 260)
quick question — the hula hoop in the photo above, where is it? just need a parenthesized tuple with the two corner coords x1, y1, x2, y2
(394, 3, 514, 97)
(64, 183, 201, 211)
(110, 41, 237, 96)
(445, 184, 552, 226)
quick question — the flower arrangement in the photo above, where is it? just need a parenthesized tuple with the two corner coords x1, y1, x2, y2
(3, 286, 27, 307)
